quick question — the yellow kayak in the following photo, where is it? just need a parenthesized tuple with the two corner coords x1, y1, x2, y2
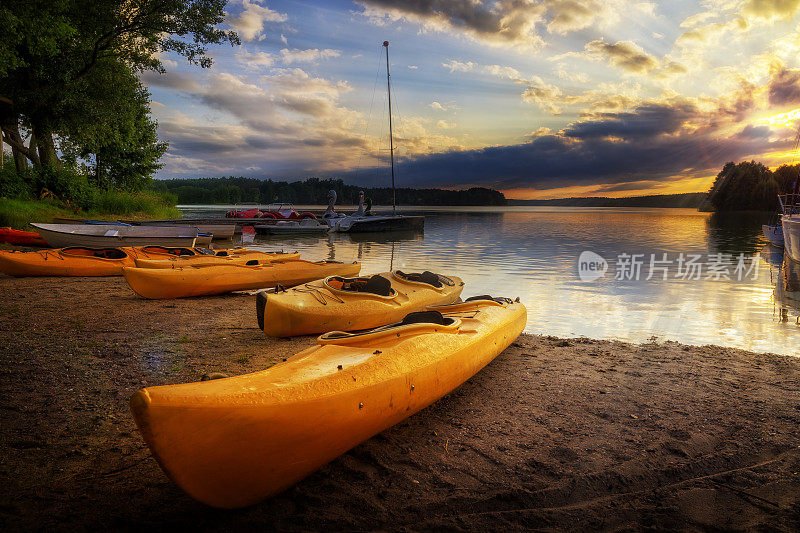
(134, 250, 299, 269)
(130, 297, 526, 508)
(257, 270, 464, 337)
(122, 259, 361, 299)
(0, 245, 200, 277)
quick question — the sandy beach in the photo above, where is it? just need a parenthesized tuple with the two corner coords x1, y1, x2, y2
(1, 273, 799, 530)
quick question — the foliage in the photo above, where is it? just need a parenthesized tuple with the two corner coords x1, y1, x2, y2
(154, 177, 509, 206)
(704, 161, 796, 212)
(0, 164, 32, 199)
(0, 0, 237, 182)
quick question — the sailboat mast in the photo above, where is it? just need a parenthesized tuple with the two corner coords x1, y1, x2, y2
(383, 41, 396, 215)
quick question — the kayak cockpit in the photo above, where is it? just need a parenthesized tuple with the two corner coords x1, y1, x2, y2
(393, 270, 455, 288)
(62, 247, 129, 259)
(325, 275, 396, 297)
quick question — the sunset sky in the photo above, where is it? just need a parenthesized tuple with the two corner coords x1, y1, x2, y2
(143, 0, 800, 199)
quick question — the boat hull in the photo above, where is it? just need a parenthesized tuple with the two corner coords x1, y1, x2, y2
(258, 271, 464, 336)
(123, 260, 361, 299)
(783, 215, 800, 263)
(328, 215, 424, 233)
(762, 224, 784, 247)
(31, 223, 197, 248)
(130, 299, 526, 508)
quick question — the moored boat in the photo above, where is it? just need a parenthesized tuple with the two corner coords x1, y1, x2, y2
(123, 259, 361, 299)
(762, 224, 784, 247)
(779, 192, 800, 262)
(31, 223, 198, 248)
(783, 216, 800, 262)
(257, 270, 464, 337)
(254, 218, 329, 235)
(130, 297, 526, 508)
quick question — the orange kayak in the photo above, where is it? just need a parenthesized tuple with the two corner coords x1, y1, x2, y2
(257, 270, 464, 337)
(133, 250, 299, 269)
(122, 259, 361, 299)
(130, 298, 526, 508)
(0, 245, 206, 277)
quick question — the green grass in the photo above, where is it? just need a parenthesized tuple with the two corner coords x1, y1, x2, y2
(0, 191, 181, 230)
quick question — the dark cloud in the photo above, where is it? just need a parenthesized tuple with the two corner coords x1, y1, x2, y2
(736, 124, 772, 139)
(564, 103, 694, 139)
(768, 66, 800, 106)
(339, 99, 785, 191)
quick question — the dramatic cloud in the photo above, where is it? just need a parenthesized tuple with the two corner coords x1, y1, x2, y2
(226, 0, 288, 41)
(768, 64, 800, 105)
(343, 92, 786, 192)
(358, 0, 546, 49)
(279, 48, 341, 64)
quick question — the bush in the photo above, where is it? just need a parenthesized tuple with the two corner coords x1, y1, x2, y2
(0, 166, 33, 200)
(31, 165, 95, 208)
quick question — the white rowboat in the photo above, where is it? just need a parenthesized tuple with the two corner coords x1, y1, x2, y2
(30, 223, 198, 248)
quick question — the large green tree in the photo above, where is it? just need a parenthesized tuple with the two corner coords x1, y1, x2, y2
(0, 0, 237, 175)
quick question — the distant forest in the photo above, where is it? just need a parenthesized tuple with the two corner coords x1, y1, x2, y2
(153, 177, 508, 206)
(508, 192, 706, 208)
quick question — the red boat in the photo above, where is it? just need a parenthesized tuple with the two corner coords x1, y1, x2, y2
(225, 203, 316, 220)
(0, 227, 48, 247)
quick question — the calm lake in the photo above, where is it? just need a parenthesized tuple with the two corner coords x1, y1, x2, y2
(181, 205, 800, 356)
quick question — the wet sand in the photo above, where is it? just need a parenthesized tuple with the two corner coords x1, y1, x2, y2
(1, 273, 799, 530)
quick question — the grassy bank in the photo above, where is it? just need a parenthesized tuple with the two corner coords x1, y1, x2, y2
(0, 191, 181, 230)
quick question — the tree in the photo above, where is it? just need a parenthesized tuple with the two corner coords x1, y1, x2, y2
(0, 0, 238, 171)
(705, 161, 788, 211)
(59, 59, 167, 190)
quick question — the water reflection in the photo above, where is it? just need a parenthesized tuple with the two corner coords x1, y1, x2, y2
(194, 206, 800, 356)
(706, 212, 771, 255)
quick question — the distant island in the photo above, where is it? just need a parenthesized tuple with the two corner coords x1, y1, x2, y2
(153, 177, 508, 206)
(508, 192, 706, 208)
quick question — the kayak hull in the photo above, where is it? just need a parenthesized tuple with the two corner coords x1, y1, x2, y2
(122, 260, 361, 299)
(130, 299, 526, 508)
(0, 246, 202, 277)
(133, 250, 299, 269)
(0, 228, 48, 247)
(258, 271, 464, 336)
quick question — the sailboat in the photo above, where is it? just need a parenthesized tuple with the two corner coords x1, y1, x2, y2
(328, 41, 425, 233)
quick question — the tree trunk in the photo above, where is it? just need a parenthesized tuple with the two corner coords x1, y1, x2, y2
(1, 115, 37, 172)
(31, 119, 60, 169)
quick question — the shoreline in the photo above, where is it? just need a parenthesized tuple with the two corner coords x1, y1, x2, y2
(1, 275, 799, 529)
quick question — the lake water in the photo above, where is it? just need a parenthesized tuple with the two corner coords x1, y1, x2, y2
(181, 205, 800, 356)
